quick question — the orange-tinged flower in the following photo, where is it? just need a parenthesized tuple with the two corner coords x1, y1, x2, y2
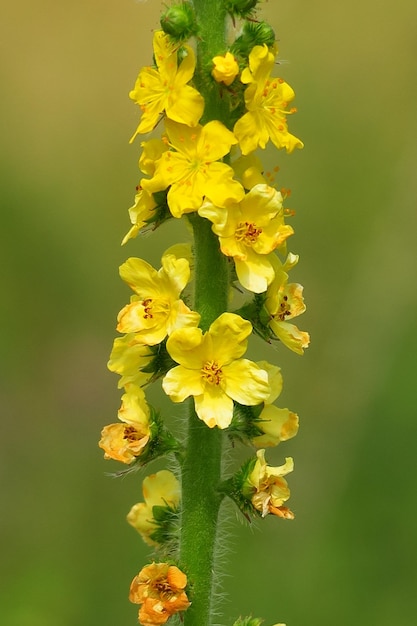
(246, 449, 294, 518)
(129, 30, 204, 139)
(265, 253, 310, 355)
(199, 184, 293, 293)
(99, 384, 151, 464)
(142, 119, 244, 218)
(234, 44, 303, 155)
(129, 562, 190, 626)
(212, 51, 239, 85)
(116, 252, 200, 345)
(127, 470, 180, 546)
(162, 312, 270, 428)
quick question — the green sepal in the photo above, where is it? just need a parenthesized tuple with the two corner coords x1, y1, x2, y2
(141, 339, 177, 382)
(218, 456, 259, 520)
(234, 293, 274, 343)
(233, 617, 264, 626)
(225, 0, 258, 19)
(160, 2, 198, 42)
(231, 21, 276, 59)
(228, 401, 265, 444)
(149, 503, 180, 548)
(144, 189, 172, 231)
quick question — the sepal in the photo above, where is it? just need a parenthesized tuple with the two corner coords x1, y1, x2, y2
(228, 401, 266, 444)
(127, 469, 180, 548)
(231, 21, 276, 59)
(234, 292, 274, 343)
(140, 339, 178, 383)
(225, 0, 258, 19)
(160, 2, 198, 42)
(233, 620, 286, 626)
(232, 617, 264, 626)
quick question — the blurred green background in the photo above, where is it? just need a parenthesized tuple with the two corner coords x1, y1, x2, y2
(1, 1, 417, 625)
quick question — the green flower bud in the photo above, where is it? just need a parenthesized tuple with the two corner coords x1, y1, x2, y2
(231, 21, 276, 58)
(225, 0, 259, 18)
(160, 2, 198, 42)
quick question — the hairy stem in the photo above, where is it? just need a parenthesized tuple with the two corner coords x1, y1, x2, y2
(179, 4, 230, 624)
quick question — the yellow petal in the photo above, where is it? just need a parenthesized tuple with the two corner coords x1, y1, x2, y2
(208, 312, 252, 364)
(194, 386, 234, 428)
(162, 365, 204, 402)
(222, 359, 270, 405)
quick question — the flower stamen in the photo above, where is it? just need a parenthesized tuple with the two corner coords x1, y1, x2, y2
(201, 360, 223, 385)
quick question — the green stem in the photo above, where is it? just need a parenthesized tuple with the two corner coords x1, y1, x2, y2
(180, 217, 228, 626)
(179, 4, 230, 625)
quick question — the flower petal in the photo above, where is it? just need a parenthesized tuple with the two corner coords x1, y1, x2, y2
(194, 386, 234, 428)
(222, 359, 270, 405)
(162, 365, 204, 402)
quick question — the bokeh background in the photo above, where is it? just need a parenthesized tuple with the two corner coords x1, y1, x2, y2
(1, 1, 417, 624)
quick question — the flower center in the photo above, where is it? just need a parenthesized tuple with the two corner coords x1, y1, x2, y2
(153, 579, 175, 600)
(201, 360, 223, 385)
(141, 298, 169, 319)
(274, 294, 292, 322)
(123, 425, 142, 442)
(235, 221, 262, 245)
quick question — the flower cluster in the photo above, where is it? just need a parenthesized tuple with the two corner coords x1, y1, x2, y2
(100, 3, 308, 625)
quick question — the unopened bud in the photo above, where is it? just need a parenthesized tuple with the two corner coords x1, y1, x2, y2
(160, 2, 198, 42)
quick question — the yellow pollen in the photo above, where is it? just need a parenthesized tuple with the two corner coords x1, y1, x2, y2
(235, 221, 262, 245)
(278, 78, 284, 84)
(201, 361, 223, 385)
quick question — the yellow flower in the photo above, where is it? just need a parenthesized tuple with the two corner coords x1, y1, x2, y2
(116, 252, 200, 345)
(122, 188, 157, 245)
(246, 449, 294, 518)
(162, 312, 270, 429)
(265, 253, 310, 355)
(107, 333, 154, 389)
(199, 184, 293, 293)
(232, 152, 267, 189)
(142, 119, 245, 218)
(212, 51, 239, 85)
(129, 30, 204, 139)
(253, 405, 299, 448)
(251, 361, 299, 448)
(234, 44, 304, 155)
(127, 470, 180, 546)
(98, 384, 151, 464)
(129, 562, 190, 626)
(122, 140, 170, 244)
(139, 138, 170, 176)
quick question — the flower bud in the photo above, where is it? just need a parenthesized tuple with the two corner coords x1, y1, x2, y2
(232, 21, 276, 58)
(160, 2, 198, 42)
(226, 0, 259, 18)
